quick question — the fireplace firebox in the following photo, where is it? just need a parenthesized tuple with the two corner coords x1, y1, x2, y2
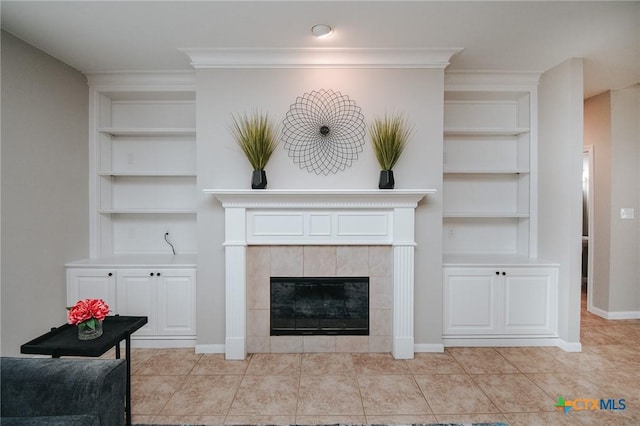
(270, 277, 369, 336)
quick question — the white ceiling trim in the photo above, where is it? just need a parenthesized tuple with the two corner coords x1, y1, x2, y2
(86, 71, 196, 89)
(445, 70, 542, 90)
(180, 47, 463, 69)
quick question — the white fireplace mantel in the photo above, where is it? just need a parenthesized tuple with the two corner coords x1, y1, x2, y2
(203, 189, 435, 359)
(206, 188, 432, 206)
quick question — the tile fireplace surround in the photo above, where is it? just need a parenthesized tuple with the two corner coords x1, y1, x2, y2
(204, 189, 434, 360)
(248, 245, 389, 353)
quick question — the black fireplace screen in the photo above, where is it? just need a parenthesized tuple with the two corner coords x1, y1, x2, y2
(270, 277, 369, 336)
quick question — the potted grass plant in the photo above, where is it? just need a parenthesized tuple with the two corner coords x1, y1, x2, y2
(369, 113, 412, 189)
(230, 111, 280, 189)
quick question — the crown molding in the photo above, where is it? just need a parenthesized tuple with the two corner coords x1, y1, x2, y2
(86, 71, 196, 90)
(180, 47, 463, 69)
(445, 70, 541, 90)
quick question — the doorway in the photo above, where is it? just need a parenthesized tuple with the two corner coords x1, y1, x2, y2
(583, 146, 595, 311)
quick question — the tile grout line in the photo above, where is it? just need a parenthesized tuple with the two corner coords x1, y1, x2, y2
(410, 371, 436, 419)
(446, 345, 513, 414)
(294, 352, 302, 423)
(224, 353, 252, 424)
(352, 354, 370, 423)
(158, 350, 201, 421)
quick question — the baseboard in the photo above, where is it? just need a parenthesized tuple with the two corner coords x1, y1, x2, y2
(556, 339, 582, 352)
(442, 337, 583, 353)
(605, 310, 640, 320)
(194, 344, 225, 354)
(589, 306, 640, 320)
(130, 339, 196, 349)
(197, 343, 449, 356)
(443, 337, 563, 348)
(414, 343, 445, 353)
(588, 305, 609, 318)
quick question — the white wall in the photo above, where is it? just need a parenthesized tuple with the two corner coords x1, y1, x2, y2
(1, 31, 89, 355)
(584, 91, 612, 311)
(609, 85, 640, 315)
(584, 85, 640, 317)
(195, 67, 444, 347)
(538, 58, 584, 348)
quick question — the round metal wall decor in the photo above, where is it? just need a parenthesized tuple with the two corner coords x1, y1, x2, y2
(281, 89, 366, 175)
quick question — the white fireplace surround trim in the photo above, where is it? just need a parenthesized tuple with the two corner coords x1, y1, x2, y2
(203, 189, 435, 360)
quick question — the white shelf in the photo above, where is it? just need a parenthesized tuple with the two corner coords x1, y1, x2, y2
(444, 169, 529, 175)
(98, 172, 196, 177)
(444, 127, 529, 136)
(444, 212, 530, 218)
(443, 253, 558, 267)
(205, 189, 435, 209)
(66, 254, 197, 268)
(99, 209, 197, 214)
(442, 86, 534, 259)
(98, 127, 196, 137)
(90, 86, 198, 258)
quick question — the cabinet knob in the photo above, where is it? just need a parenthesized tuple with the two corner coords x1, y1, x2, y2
(502, 272, 506, 276)
(150, 272, 155, 276)
(495, 271, 500, 275)
(108, 272, 113, 277)
(157, 272, 161, 276)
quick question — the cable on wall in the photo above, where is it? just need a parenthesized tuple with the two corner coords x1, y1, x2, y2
(164, 232, 176, 255)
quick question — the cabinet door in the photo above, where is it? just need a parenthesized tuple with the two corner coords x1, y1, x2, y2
(156, 269, 196, 336)
(443, 268, 500, 335)
(67, 268, 116, 310)
(503, 268, 558, 335)
(116, 270, 158, 335)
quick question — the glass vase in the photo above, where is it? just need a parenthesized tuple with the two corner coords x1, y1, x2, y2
(77, 319, 103, 340)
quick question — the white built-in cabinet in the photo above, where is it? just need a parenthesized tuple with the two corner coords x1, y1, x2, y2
(66, 268, 116, 311)
(66, 73, 197, 347)
(443, 265, 558, 337)
(66, 262, 197, 345)
(116, 269, 196, 337)
(442, 73, 559, 345)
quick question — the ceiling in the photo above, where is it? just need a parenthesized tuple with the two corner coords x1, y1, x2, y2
(2, 1, 639, 98)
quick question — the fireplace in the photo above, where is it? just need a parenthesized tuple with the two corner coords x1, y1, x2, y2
(204, 189, 433, 360)
(270, 277, 369, 336)
(247, 245, 389, 354)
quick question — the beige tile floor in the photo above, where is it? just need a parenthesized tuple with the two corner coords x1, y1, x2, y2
(126, 293, 640, 425)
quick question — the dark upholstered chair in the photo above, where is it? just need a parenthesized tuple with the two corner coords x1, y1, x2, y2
(1, 357, 126, 426)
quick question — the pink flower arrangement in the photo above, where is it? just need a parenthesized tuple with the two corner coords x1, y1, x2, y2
(67, 298, 110, 329)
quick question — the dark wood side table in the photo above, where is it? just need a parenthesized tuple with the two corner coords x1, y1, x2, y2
(21, 315, 148, 426)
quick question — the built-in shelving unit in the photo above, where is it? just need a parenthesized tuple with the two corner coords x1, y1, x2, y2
(66, 74, 198, 347)
(89, 79, 197, 257)
(441, 73, 559, 345)
(442, 82, 536, 260)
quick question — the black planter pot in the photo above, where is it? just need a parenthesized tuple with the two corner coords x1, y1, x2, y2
(251, 170, 267, 189)
(378, 170, 395, 189)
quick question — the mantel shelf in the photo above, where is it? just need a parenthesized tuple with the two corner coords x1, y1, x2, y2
(203, 189, 436, 209)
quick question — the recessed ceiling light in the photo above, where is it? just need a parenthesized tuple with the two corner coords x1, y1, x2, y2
(311, 24, 333, 39)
